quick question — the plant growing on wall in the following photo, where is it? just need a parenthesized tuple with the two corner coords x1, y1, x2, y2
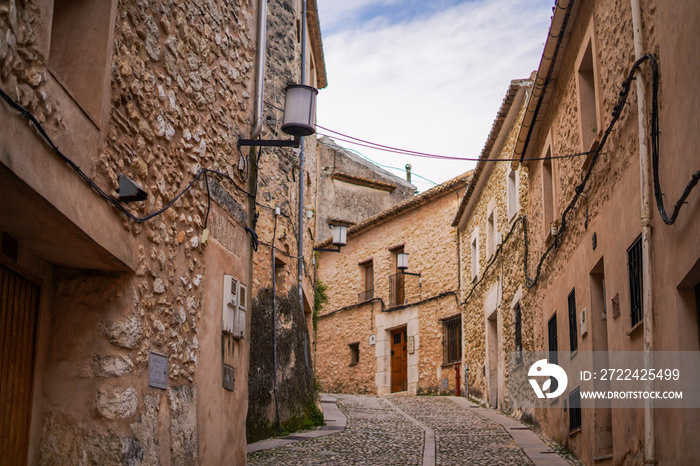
(313, 280, 328, 334)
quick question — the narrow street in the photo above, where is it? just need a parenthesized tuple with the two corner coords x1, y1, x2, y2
(247, 395, 572, 465)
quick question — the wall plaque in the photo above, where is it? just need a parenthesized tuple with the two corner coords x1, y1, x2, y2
(223, 364, 235, 392)
(149, 352, 168, 389)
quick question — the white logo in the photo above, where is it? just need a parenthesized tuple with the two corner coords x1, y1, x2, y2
(528, 359, 568, 399)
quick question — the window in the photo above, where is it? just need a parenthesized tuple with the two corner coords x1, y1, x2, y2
(487, 210, 496, 258)
(542, 145, 556, 235)
(359, 260, 374, 302)
(514, 304, 522, 365)
(569, 387, 582, 432)
(442, 316, 462, 365)
(628, 236, 643, 327)
(49, 0, 114, 122)
(548, 313, 559, 393)
(568, 289, 578, 352)
(507, 168, 519, 220)
(576, 22, 601, 152)
(349, 342, 359, 366)
(390, 247, 405, 307)
(471, 230, 479, 282)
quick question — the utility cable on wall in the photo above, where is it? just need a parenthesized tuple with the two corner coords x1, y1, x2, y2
(461, 53, 699, 305)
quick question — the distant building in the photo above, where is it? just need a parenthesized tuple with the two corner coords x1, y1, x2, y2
(315, 172, 471, 395)
(315, 136, 416, 243)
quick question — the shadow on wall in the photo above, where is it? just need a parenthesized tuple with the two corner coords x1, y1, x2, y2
(246, 287, 319, 443)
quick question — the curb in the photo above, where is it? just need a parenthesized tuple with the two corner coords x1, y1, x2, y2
(447, 397, 569, 466)
(246, 393, 347, 454)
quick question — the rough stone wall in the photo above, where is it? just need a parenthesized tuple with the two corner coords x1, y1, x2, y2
(317, 178, 468, 395)
(315, 136, 416, 242)
(314, 302, 378, 394)
(515, 0, 700, 463)
(245, 0, 323, 442)
(459, 94, 530, 411)
(1, 0, 258, 463)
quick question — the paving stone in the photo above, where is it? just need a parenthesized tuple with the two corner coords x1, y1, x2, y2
(248, 395, 536, 465)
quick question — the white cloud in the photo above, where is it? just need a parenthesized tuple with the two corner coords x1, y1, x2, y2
(315, 0, 554, 189)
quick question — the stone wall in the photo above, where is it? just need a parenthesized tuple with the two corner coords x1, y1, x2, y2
(514, 0, 700, 463)
(245, 0, 325, 442)
(316, 174, 469, 395)
(315, 136, 416, 242)
(0, 0, 280, 462)
(457, 81, 531, 413)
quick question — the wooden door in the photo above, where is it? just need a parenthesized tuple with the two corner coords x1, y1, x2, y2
(0, 259, 41, 465)
(390, 327, 407, 392)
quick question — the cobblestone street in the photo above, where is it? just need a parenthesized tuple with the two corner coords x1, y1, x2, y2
(248, 395, 570, 465)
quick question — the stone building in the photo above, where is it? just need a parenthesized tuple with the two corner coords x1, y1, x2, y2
(315, 136, 416, 242)
(316, 172, 471, 395)
(245, 0, 328, 443)
(508, 0, 700, 464)
(452, 78, 532, 412)
(0, 0, 322, 462)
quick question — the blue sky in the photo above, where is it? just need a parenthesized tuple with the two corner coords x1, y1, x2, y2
(314, 0, 555, 190)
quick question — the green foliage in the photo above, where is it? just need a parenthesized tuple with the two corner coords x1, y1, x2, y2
(313, 280, 328, 333)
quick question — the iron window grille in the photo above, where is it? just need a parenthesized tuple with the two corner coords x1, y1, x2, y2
(569, 387, 582, 432)
(514, 304, 523, 365)
(349, 342, 359, 366)
(568, 289, 578, 352)
(628, 236, 643, 327)
(442, 316, 462, 365)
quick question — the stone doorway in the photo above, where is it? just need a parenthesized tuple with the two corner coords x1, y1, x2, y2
(390, 327, 408, 393)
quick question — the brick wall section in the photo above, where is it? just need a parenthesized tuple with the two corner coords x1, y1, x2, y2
(316, 173, 470, 395)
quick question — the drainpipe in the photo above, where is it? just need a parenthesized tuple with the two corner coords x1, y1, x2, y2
(272, 209, 281, 433)
(631, 0, 654, 463)
(298, 0, 310, 370)
(250, 0, 268, 139)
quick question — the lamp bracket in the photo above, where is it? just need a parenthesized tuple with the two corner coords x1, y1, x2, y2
(237, 136, 301, 148)
(313, 246, 342, 253)
(401, 271, 421, 277)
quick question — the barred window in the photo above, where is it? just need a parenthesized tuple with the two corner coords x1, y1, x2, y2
(442, 316, 462, 365)
(568, 289, 578, 352)
(628, 236, 643, 327)
(569, 387, 582, 432)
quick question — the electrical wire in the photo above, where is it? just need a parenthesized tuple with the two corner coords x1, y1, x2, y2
(316, 127, 595, 163)
(341, 147, 438, 186)
(0, 86, 253, 225)
(462, 53, 699, 303)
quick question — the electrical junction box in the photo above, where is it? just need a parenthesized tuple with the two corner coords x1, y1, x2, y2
(368, 335, 376, 346)
(223, 275, 247, 339)
(580, 307, 588, 337)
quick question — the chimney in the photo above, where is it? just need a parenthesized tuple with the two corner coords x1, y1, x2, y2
(405, 164, 412, 184)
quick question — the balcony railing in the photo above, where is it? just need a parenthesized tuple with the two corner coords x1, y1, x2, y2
(358, 288, 374, 303)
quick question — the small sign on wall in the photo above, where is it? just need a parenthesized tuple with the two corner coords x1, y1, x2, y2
(408, 336, 415, 354)
(368, 335, 376, 346)
(149, 352, 168, 389)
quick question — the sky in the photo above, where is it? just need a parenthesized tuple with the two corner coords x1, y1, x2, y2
(314, 0, 555, 191)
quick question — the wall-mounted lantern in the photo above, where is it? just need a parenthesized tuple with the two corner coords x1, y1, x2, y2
(238, 84, 318, 148)
(397, 252, 421, 278)
(314, 225, 347, 253)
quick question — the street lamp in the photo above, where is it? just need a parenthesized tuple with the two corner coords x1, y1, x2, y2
(314, 225, 347, 253)
(238, 84, 318, 148)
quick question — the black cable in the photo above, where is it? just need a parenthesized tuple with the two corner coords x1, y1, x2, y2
(0, 86, 254, 225)
(645, 54, 700, 225)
